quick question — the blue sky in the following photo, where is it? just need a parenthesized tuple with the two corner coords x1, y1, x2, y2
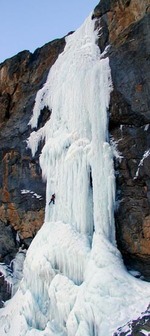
(0, 0, 98, 63)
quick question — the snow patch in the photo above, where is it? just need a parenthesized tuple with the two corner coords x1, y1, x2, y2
(134, 149, 150, 178)
(21, 189, 43, 200)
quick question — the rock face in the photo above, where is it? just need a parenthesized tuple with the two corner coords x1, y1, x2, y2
(93, 0, 150, 279)
(0, 272, 11, 308)
(0, 37, 66, 264)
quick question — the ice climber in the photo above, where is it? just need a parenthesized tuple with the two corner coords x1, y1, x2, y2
(49, 193, 55, 205)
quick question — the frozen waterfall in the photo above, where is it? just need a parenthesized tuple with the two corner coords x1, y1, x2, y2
(0, 13, 150, 336)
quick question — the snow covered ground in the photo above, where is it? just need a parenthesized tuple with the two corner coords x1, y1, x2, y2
(0, 12, 150, 336)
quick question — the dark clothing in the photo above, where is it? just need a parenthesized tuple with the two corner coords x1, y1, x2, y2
(49, 194, 55, 205)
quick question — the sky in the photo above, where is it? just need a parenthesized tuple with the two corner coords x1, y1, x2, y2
(0, 0, 98, 63)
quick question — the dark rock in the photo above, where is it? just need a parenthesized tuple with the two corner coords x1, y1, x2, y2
(94, 14, 109, 53)
(94, 0, 150, 280)
(0, 220, 16, 262)
(0, 273, 11, 308)
(92, 0, 111, 19)
(0, 92, 11, 121)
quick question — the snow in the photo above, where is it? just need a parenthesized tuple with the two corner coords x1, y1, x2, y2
(0, 12, 150, 336)
(21, 189, 43, 200)
(140, 330, 150, 336)
(144, 124, 149, 131)
(135, 149, 150, 178)
(128, 269, 142, 278)
(110, 137, 123, 162)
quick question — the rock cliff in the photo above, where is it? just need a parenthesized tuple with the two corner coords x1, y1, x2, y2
(0, 0, 149, 306)
(93, 0, 150, 280)
(0, 37, 66, 264)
